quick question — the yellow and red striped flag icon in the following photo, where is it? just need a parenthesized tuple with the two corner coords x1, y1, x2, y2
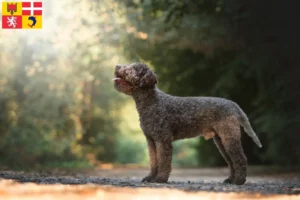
(2, 1, 43, 29)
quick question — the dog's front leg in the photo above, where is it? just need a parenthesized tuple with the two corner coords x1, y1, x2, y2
(151, 139, 173, 183)
(142, 137, 158, 182)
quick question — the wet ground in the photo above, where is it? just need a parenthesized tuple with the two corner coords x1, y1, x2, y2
(0, 167, 299, 199)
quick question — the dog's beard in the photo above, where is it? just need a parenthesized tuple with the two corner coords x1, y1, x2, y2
(114, 78, 134, 95)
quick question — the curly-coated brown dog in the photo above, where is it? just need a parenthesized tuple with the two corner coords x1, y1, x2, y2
(113, 62, 262, 185)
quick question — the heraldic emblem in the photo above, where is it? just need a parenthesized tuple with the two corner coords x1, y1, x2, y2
(2, 1, 43, 29)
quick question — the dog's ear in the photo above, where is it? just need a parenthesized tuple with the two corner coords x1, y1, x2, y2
(139, 70, 158, 87)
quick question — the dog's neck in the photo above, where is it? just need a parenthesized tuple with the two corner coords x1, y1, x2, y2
(132, 86, 160, 111)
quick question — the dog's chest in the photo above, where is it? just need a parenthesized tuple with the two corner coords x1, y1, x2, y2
(138, 107, 170, 136)
(139, 111, 165, 128)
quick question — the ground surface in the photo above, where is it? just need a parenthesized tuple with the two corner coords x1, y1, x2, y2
(0, 167, 299, 199)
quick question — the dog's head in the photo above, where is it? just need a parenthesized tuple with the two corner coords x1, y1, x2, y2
(113, 63, 158, 95)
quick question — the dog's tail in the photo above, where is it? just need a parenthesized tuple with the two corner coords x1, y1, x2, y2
(234, 103, 262, 148)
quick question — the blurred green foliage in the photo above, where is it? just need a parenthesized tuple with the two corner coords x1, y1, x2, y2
(0, 0, 299, 168)
(0, 0, 127, 167)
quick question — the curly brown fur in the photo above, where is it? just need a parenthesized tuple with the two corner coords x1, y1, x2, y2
(113, 63, 262, 185)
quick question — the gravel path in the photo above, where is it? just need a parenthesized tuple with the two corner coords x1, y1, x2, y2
(0, 168, 299, 199)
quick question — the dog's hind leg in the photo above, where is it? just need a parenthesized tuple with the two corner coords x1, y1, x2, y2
(213, 135, 235, 183)
(222, 135, 247, 185)
(214, 117, 247, 185)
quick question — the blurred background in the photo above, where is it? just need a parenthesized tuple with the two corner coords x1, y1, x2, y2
(0, 0, 299, 170)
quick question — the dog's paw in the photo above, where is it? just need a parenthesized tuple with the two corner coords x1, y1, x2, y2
(150, 175, 169, 183)
(232, 177, 246, 185)
(142, 175, 156, 182)
(223, 177, 233, 184)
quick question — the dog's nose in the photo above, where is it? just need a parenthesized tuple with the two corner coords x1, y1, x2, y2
(116, 64, 121, 69)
